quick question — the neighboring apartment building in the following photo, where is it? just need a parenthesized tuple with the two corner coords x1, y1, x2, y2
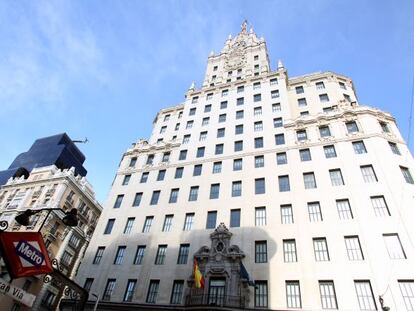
(0, 135, 102, 311)
(74, 22, 414, 310)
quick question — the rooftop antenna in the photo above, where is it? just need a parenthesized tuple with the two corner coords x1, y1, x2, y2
(72, 137, 89, 144)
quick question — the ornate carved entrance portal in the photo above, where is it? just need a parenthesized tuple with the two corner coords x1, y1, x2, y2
(186, 223, 250, 309)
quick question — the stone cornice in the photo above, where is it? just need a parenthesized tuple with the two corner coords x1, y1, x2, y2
(288, 71, 352, 86)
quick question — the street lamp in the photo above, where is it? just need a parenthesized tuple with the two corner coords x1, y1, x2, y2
(14, 208, 79, 229)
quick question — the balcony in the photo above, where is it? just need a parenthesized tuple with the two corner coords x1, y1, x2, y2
(185, 294, 246, 309)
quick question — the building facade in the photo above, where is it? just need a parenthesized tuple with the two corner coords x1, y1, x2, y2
(75, 22, 414, 310)
(0, 165, 102, 309)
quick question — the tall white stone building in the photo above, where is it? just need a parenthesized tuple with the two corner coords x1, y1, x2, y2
(75, 22, 414, 310)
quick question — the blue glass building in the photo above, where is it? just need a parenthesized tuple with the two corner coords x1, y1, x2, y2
(0, 133, 87, 185)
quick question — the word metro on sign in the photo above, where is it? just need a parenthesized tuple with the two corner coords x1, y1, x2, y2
(15, 240, 45, 267)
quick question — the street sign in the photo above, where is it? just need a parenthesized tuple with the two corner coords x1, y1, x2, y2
(0, 232, 53, 278)
(0, 277, 36, 307)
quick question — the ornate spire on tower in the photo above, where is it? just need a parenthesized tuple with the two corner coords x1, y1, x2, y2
(241, 19, 248, 34)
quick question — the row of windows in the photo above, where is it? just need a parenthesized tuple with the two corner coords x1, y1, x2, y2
(88, 277, 414, 310)
(115, 164, 413, 208)
(106, 195, 392, 236)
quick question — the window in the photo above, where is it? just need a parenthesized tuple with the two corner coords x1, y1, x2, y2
(254, 107, 262, 116)
(182, 134, 190, 144)
(230, 209, 241, 227)
(150, 190, 160, 205)
(237, 86, 244, 93)
(157, 138, 163, 143)
(146, 280, 160, 303)
(346, 121, 359, 133)
(219, 114, 226, 123)
(279, 175, 290, 192)
(213, 66, 218, 71)
(204, 104, 211, 112)
(169, 188, 179, 204)
(122, 175, 131, 185)
(354, 280, 376, 310)
(233, 158, 243, 171)
(339, 81, 346, 89)
(313, 238, 330, 261)
(104, 219, 115, 234)
(179, 150, 187, 160)
(206, 93, 213, 100)
(196, 147, 205, 158)
(299, 148, 311, 161)
(236, 110, 244, 119)
(199, 131, 207, 141)
(380, 121, 390, 133)
(270, 78, 278, 85)
(237, 97, 244, 106)
(170, 280, 184, 305)
(360, 165, 378, 182)
(315, 81, 325, 90)
(303, 172, 317, 189)
(188, 186, 199, 201)
(157, 170, 166, 181)
(319, 94, 329, 102)
(222, 88, 228, 96)
(142, 216, 154, 233)
(160, 126, 167, 134)
(398, 281, 414, 311)
(283, 239, 297, 262)
(175, 167, 184, 179)
(232, 181, 242, 197)
(113, 195, 124, 208)
(298, 98, 307, 107)
(273, 117, 283, 128)
(186, 120, 193, 129)
(124, 218, 135, 234)
(255, 137, 264, 148)
(295, 86, 304, 94)
(336, 199, 353, 220)
(300, 111, 309, 116)
(123, 280, 137, 302)
(234, 140, 243, 152)
(319, 126, 331, 137)
(308, 202, 323, 222)
(254, 121, 263, 132)
(400, 166, 414, 184)
(370, 196, 390, 216)
(84, 278, 94, 292)
(220, 101, 227, 109)
(254, 94, 261, 102)
(155, 245, 167, 265)
(202, 117, 209, 126)
(272, 103, 281, 112)
(352, 141, 367, 154)
(254, 55, 259, 61)
(192, 96, 199, 103)
(281, 205, 294, 224)
(213, 161, 222, 174)
(129, 157, 137, 167)
(255, 155, 265, 167)
(215, 144, 224, 155)
(61, 251, 73, 266)
(206, 211, 217, 229)
(217, 128, 225, 138)
(183, 213, 194, 231)
(286, 281, 302, 308)
(103, 279, 116, 301)
(389, 142, 401, 155)
(275, 133, 285, 145)
(134, 246, 146, 264)
(235, 124, 244, 134)
(114, 246, 126, 265)
(319, 281, 337, 309)
(41, 290, 57, 307)
(330, 169, 344, 186)
(344, 94, 351, 102)
(175, 123, 180, 131)
(296, 130, 307, 142)
(162, 215, 173, 232)
(164, 114, 170, 121)
(140, 172, 149, 183)
(271, 90, 280, 99)
(345, 236, 364, 260)
(255, 207, 266, 225)
(255, 241, 267, 263)
(324, 145, 337, 158)
(383, 234, 406, 259)
(255, 281, 268, 308)
(210, 184, 220, 199)
(253, 82, 261, 89)
(178, 111, 183, 119)
(170, 281, 184, 304)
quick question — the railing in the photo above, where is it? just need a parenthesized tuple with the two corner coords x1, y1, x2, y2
(186, 294, 245, 309)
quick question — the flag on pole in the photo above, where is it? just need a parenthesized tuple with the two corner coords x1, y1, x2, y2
(240, 262, 255, 287)
(193, 259, 205, 288)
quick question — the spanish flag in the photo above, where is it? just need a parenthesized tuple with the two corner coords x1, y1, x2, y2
(193, 259, 205, 288)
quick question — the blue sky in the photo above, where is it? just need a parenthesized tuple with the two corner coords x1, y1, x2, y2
(0, 0, 413, 203)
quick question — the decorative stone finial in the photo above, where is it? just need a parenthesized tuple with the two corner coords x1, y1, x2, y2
(249, 27, 253, 34)
(277, 59, 284, 70)
(189, 81, 195, 90)
(228, 34, 232, 40)
(241, 20, 248, 33)
(209, 50, 214, 56)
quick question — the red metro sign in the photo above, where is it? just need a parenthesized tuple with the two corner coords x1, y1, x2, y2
(0, 232, 53, 279)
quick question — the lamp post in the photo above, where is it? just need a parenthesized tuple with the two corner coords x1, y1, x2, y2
(14, 207, 79, 231)
(92, 293, 99, 311)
